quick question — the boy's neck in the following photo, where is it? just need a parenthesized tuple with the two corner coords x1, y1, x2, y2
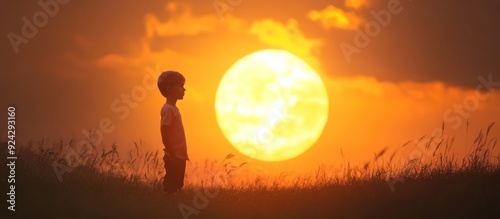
(166, 98, 177, 107)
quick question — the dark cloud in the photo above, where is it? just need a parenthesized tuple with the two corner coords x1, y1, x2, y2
(320, 0, 500, 88)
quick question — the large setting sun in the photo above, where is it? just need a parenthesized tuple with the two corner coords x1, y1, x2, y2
(215, 49, 329, 162)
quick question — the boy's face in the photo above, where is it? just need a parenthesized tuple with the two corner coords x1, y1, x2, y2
(168, 81, 186, 100)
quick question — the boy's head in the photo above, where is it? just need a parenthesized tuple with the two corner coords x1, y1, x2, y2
(158, 71, 186, 100)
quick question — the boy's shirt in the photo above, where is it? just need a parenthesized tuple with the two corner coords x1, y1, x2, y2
(160, 103, 189, 160)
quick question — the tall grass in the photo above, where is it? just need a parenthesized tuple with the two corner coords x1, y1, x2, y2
(9, 122, 499, 190)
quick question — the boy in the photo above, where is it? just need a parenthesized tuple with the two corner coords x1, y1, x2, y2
(157, 71, 188, 194)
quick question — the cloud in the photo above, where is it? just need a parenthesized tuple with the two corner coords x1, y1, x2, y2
(144, 2, 244, 38)
(308, 5, 363, 30)
(96, 53, 127, 71)
(95, 40, 148, 71)
(249, 19, 322, 67)
(96, 39, 197, 72)
(308, 0, 372, 30)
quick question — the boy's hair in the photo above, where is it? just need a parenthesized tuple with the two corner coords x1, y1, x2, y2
(158, 71, 185, 98)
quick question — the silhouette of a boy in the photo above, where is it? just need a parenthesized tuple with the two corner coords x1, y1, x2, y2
(157, 71, 188, 194)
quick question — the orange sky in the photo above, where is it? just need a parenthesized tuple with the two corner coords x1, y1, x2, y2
(1, 0, 499, 173)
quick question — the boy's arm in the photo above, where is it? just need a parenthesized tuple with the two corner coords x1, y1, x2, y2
(161, 125, 172, 155)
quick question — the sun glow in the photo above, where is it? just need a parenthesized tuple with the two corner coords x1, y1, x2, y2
(215, 49, 329, 161)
